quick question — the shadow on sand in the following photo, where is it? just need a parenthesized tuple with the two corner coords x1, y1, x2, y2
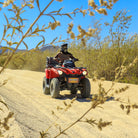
(56, 93, 114, 103)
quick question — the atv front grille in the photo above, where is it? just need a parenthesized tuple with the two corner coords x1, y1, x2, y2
(65, 74, 82, 77)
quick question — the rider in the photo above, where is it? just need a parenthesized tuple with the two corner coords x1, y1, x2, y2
(54, 43, 78, 65)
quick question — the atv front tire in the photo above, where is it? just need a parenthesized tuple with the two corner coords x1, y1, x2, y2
(50, 78, 60, 98)
(80, 78, 90, 98)
(43, 77, 50, 94)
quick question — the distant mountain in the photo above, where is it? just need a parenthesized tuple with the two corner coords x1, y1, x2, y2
(0, 45, 60, 54)
(0, 45, 14, 54)
(0, 45, 27, 54)
(39, 45, 60, 52)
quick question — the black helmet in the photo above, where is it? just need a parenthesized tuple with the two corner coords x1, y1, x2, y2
(61, 43, 68, 53)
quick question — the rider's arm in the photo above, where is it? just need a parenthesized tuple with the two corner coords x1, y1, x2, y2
(55, 53, 59, 59)
(69, 53, 79, 61)
(54, 53, 59, 62)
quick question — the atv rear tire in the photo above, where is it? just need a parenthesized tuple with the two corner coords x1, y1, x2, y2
(80, 78, 90, 98)
(70, 88, 77, 94)
(43, 77, 50, 94)
(50, 78, 60, 98)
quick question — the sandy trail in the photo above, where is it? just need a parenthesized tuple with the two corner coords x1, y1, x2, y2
(0, 68, 138, 138)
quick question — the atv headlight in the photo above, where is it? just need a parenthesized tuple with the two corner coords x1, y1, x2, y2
(58, 70, 63, 75)
(82, 71, 87, 76)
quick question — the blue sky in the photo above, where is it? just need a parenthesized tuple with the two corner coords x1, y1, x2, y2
(0, 0, 138, 50)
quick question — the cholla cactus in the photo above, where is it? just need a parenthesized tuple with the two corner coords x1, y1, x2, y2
(109, 3, 113, 7)
(7, 41, 13, 46)
(77, 33, 84, 40)
(78, 25, 86, 34)
(86, 28, 94, 37)
(3, 1, 8, 7)
(86, 32, 92, 37)
(56, 21, 61, 26)
(3, 0, 13, 7)
(50, 21, 60, 30)
(67, 22, 74, 34)
(97, 8, 107, 15)
(88, 0, 97, 9)
(77, 25, 86, 40)
(3, 1, 9, 7)
(106, 5, 112, 9)
(12, 4, 17, 9)
(29, 4, 34, 9)
(89, 11, 95, 16)
(99, 0, 104, 6)
(81, 10, 87, 17)
(30, 0, 34, 3)
(103, 1, 108, 6)
(70, 31, 75, 39)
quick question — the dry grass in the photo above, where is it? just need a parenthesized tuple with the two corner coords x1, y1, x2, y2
(0, 96, 14, 137)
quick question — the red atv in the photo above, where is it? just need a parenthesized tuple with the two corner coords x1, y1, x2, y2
(43, 57, 91, 98)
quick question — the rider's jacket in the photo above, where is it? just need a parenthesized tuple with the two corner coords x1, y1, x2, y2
(55, 52, 75, 64)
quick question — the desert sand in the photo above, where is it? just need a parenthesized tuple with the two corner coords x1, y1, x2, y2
(0, 68, 138, 138)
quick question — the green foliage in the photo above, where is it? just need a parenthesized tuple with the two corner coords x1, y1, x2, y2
(0, 55, 7, 66)
(1, 33, 137, 84)
(0, 48, 58, 72)
(69, 34, 138, 84)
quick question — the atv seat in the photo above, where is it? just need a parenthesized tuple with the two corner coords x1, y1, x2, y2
(46, 57, 58, 68)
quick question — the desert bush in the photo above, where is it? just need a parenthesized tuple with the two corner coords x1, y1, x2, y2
(68, 34, 138, 84)
(2, 32, 137, 84)
(67, 10, 137, 84)
(0, 55, 7, 66)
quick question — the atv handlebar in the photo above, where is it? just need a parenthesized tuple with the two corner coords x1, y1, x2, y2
(72, 58, 79, 62)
